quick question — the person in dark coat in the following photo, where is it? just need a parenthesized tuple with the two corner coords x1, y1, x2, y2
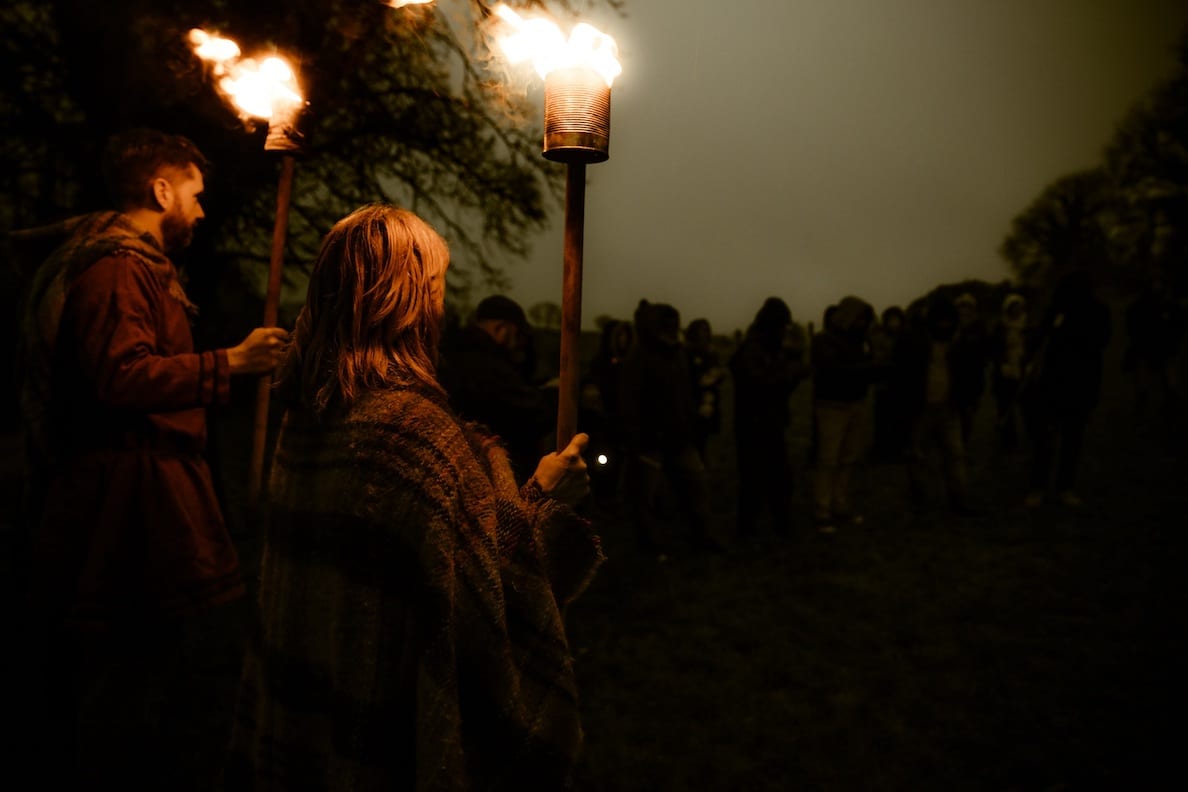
(988, 292, 1032, 451)
(1122, 277, 1184, 419)
(870, 305, 909, 462)
(584, 318, 634, 509)
(952, 292, 991, 447)
(685, 317, 726, 463)
(896, 296, 979, 515)
(437, 294, 553, 485)
(730, 297, 809, 538)
(619, 300, 720, 555)
(1020, 270, 1112, 507)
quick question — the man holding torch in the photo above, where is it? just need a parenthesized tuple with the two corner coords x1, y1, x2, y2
(16, 127, 289, 788)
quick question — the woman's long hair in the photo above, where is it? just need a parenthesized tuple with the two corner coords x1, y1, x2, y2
(277, 203, 450, 413)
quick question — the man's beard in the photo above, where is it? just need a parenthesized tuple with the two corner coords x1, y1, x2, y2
(161, 206, 194, 252)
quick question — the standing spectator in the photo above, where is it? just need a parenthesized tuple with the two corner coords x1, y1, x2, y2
(730, 297, 808, 539)
(584, 318, 634, 509)
(1021, 270, 1112, 508)
(226, 203, 601, 790)
(438, 294, 553, 485)
(870, 305, 909, 462)
(619, 299, 720, 555)
(806, 304, 839, 465)
(1122, 278, 1184, 420)
(811, 296, 880, 532)
(989, 293, 1031, 451)
(685, 317, 726, 463)
(952, 292, 991, 447)
(589, 318, 634, 427)
(16, 127, 289, 789)
(897, 296, 977, 515)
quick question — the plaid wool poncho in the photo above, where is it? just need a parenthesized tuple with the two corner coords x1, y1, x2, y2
(226, 373, 604, 791)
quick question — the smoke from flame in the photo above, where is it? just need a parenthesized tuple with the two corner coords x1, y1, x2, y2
(189, 28, 303, 121)
(492, 4, 621, 87)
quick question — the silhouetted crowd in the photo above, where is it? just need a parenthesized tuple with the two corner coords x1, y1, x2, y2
(442, 271, 1186, 562)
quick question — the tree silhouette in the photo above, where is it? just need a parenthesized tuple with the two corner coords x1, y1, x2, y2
(1000, 26, 1188, 299)
(1102, 29, 1188, 294)
(998, 169, 1112, 291)
(528, 300, 562, 329)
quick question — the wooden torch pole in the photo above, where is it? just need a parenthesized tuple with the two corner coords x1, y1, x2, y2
(555, 161, 587, 452)
(248, 153, 295, 505)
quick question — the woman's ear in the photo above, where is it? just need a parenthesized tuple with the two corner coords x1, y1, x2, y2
(152, 177, 173, 211)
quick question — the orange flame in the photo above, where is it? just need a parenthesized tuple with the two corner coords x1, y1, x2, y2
(189, 28, 303, 121)
(492, 4, 621, 87)
(385, 0, 434, 7)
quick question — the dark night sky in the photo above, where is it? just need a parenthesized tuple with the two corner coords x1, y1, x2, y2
(481, 0, 1188, 334)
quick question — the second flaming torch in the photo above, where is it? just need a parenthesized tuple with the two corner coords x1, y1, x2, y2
(492, 4, 621, 451)
(542, 66, 611, 450)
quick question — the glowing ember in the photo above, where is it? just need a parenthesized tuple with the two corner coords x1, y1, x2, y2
(493, 4, 621, 87)
(189, 28, 303, 120)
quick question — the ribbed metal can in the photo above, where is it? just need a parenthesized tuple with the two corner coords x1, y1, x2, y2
(543, 67, 611, 163)
(264, 103, 305, 153)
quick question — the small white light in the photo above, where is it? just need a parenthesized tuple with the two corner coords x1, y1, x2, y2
(596, 454, 608, 466)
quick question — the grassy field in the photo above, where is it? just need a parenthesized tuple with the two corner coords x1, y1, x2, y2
(564, 342, 1188, 791)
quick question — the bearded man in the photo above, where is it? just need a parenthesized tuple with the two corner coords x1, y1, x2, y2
(16, 127, 289, 788)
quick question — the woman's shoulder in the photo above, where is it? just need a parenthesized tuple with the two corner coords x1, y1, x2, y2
(349, 383, 465, 446)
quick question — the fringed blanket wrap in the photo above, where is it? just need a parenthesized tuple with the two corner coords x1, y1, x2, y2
(227, 375, 604, 791)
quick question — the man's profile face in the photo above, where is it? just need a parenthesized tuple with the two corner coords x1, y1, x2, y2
(161, 164, 205, 252)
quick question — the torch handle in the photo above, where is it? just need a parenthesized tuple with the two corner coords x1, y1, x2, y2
(249, 154, 296, 505)
(556, 162, 587, 452)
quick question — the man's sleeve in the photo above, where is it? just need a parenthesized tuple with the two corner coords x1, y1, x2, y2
(64, 254, 230, 411)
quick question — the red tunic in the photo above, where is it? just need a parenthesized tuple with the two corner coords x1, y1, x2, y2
(32, 251, 243, 628)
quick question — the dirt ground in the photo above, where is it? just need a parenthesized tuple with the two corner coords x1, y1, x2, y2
(2, 305, 1185, 790)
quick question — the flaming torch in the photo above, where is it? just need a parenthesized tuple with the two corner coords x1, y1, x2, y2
(189, 28, 306, 505)
(493, 4, 621, 451)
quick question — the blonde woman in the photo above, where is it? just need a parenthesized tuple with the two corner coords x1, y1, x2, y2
(227, 204, 601, 790)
